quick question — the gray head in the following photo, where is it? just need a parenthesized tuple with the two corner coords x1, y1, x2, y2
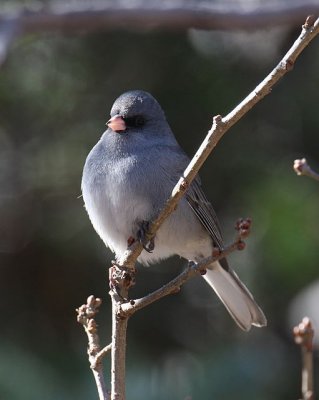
(110, 90, 165, 121)
(105, 90, 176, 144)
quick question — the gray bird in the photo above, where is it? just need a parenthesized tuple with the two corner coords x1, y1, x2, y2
(81, 90, 267, 331)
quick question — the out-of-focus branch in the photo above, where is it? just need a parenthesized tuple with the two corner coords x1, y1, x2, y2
(294, 158, 319, 182)
(0, 1, 318, 34)
(293, 317, 315, 400)
(0, 18, 19, 66)
(0, 2, 317, 66)
(77, 295, 111, 400)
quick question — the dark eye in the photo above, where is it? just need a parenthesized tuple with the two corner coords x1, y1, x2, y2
(124, 115, 145, 128)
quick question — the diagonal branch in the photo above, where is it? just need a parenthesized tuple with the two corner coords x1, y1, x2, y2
(121, 218, 251, 317)
(107, 16, 319, 400)
(117, 15, 319, 272)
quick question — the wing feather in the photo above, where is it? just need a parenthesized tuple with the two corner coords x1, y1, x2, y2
(186, 178, 224, 249)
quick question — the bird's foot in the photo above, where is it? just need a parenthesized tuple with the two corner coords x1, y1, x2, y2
(137, 220, 155, 253)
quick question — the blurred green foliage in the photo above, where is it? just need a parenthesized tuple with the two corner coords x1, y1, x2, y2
(0, 8, 318, 400)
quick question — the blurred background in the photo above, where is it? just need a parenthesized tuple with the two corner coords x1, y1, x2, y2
(0, 1, 318, 399)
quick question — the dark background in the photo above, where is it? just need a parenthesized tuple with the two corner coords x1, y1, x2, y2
(0, 3, 319, 399)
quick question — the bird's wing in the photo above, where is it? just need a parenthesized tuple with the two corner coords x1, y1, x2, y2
(160, 146, 267, 330)
(158, 144, 224, 249)
(186, 177, 224, 250)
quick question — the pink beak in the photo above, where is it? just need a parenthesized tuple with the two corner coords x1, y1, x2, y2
(106, 115, 126, 133)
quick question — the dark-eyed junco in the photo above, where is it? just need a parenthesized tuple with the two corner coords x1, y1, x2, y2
(81, 90, 266, 331)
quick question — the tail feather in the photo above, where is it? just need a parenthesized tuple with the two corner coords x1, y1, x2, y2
(203, 261, 267, 331)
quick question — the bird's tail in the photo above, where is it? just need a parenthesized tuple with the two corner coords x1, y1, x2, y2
(202, 261, 267, 331)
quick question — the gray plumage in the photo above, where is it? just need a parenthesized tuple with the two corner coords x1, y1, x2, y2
(81, 90, 267, 331)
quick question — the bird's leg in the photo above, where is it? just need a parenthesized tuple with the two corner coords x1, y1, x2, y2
(136, 220, 155, 253)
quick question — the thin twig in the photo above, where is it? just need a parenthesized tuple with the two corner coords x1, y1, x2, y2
(293, 317, 315, 400)
(76, 295, 110, 400)
(121, 243, 237, 316)
(294, 158, 319, 182)
(94, 343, 112, 368)
(121, 218, 251, 317)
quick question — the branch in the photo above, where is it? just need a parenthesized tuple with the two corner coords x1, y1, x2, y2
(293, 158, 319, 182)
(110, 293, 128, 400)
(0, 18, 19, 66)
(108, 19, 319, 397)
(1, 1, 319, 34)
(0, 2, 318, 67)
(76, 295, 111, 400)
(293, 317, 315, 400)
(111, 217, 250, 400)
(121, 218, 251, 317)
(96, 16, 319, 400)
(118, 15, 319, 272)
(94, 343, 113, 368)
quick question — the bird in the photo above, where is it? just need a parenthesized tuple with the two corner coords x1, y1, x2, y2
(81, 90, 267, 331)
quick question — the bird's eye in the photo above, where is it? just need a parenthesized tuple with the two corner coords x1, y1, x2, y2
(124, 115, 145, 128)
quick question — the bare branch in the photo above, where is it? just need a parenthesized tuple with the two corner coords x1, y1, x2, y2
(121, 218, 251, 317)
(110, 293, 128, 400)
(94, 343, 112, 369)
(76, 295, 110, 400)
(294, 158, 319, 182)
(118, 16, 319, 273)
(293, 317, 315, 400)
(0, 1, 318, 34)
(85, 16, 319, 400)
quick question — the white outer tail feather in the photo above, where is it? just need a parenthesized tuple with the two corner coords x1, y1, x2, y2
(203, 262, 267, 331)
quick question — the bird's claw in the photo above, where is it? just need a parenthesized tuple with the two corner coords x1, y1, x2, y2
(137, 220, 155, 253)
